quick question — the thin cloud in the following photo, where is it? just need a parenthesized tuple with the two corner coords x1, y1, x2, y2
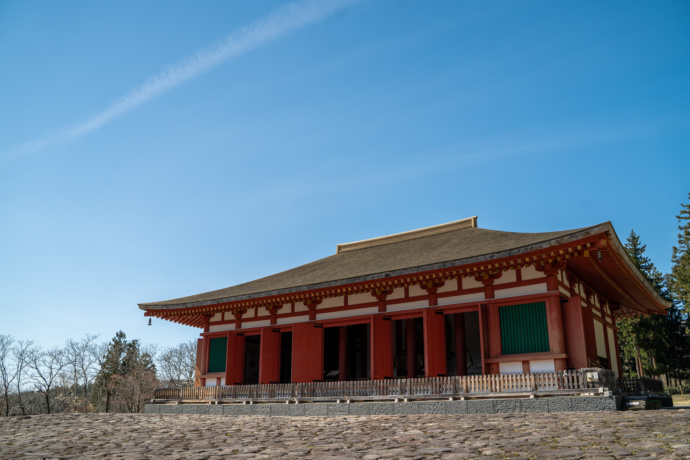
(6, 0, 360, 159)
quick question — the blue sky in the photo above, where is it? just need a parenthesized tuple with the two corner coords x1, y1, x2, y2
(1, 0, 688, 350)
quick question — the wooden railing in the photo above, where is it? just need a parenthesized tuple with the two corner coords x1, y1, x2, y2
(618, 376, 665, 394)
(153, 368, 618, 402)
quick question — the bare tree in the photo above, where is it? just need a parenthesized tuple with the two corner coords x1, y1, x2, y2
(157, 340, 196, 387)
(64, 334, 100, 412)
(12, 340, 33, 415)
(28, 346, 66, 414)
(0, 335, 16, 416)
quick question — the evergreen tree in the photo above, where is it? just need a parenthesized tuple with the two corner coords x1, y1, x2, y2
(617, 228, 690, 386)
(94, 332, 156, 412)
(617, 230, 666, 377)
(668, 193, 690, 313)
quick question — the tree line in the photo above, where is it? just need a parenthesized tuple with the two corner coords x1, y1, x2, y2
(617, 194, 690, 391)
(0, 331, 196, 416)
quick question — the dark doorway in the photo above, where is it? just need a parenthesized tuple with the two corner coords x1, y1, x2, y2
(279, 331, 292, 383)
(392, 318, 424, 378)
(445, 311, 482, 376)
(323, 327, 340, 381)
(347, 323, 370, 380)
(243, 335, 260, 384)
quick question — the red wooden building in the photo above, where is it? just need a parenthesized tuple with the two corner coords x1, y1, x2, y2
(139, 217, 668, 387)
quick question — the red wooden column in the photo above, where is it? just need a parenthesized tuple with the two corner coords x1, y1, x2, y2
(546, 295, 567, 371)
(562, 296, 588, 369)
(338, 326, 348, 381)
(292, 322, 324, 383)
(195, 338, 204, 387)
(486, 304, 501, 374)
(454, 313, 467, 376)
(422, 309, 446, 377)
(406, 319, 417, 378)
(259, 327, 281, 384)
(478, 305, 489, 375)
(225, 332, 245, 385)
(371, 315, 393, 380)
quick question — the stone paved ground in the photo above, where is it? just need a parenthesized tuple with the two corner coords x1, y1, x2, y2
(1, 409, 689, 459)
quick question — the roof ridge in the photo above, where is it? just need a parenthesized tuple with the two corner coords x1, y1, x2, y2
(336, 216, 478, 253)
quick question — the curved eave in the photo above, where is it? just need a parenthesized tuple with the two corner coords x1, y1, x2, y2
(140, 223, 670, 323)
(566, 224, 669, 316)
(139, 223, 611, 313)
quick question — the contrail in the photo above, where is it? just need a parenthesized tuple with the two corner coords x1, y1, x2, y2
(6, 0, 360, 158)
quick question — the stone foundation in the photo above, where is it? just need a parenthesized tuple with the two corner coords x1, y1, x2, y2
(145, 395, 624, 415)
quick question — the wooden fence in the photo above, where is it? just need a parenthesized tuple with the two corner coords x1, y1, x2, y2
(153, 368, 621, 403)
(618, 376, 665, 394)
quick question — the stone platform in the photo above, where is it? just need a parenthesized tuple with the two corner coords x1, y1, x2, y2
(145, 395, 624, 416)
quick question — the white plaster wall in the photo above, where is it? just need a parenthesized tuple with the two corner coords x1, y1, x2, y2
(494, 283, 547, 299)
(594, 321, 607, 358)
(499, 362, 523, 374)
(521, 265, 544, 281)
(320, 296, 344, 309)
(437, 293, 484, 306)
(495, 270, 517, 285)
(209, 323, 235, 332)
(294, 302, 309, 313)
(607, 327, 619, 377)
(592, 308, 601, 317)
(529, 359, 555, 373)
(276, 315, 310, 326)
(461, 277, 483, 290)
(220, 378, 225, 386)
(210, 313, 222, 322)
(388, 287, 405, 300)
(317, 306, 378, 321)
(387, 300, 429, 312)
(204, 379, 216, 387)
(348, 292, 373, 305)
(559, 287, 570, 297)
(408, 285, 427, 297)
(240, 319, 271, 329)
(437, 281, 456, 293)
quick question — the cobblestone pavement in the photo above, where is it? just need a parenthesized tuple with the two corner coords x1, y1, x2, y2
(1, 409, 689, 459)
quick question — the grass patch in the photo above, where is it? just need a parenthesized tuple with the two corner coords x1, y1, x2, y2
(672, 394, 690, 407)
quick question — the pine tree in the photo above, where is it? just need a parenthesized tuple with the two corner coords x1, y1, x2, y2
(617, 225, 690, 386)
(94, 332, 156, 412)
(617, 230, 666, 377)
(668, 193, 690, 313)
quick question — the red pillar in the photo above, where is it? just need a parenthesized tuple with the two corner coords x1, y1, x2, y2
(581, 301, 598, 365)
(338, 326, 348, 381)
(546, 295, 567, 371)
(225, 332, 245, 385)
(478, 305, 489, 374)
(259, 327, 281, 384)
(371, 315, 393, 380)
(406, 319, 416, 378)
(423, 309, 446, 377)
(195, 338, 204, 387)
(454, 313, 467, 376)
(486, 304, 501, 374)
(562, 296, 588, 369)
(292, 322, 324, 383)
